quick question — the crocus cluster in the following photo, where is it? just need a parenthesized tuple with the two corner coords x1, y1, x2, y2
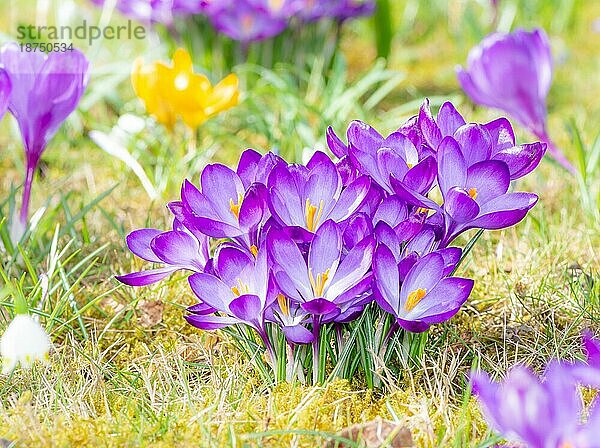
(472, 332, 600, 447)
(458, 28, 575, 173)
(91, 0, 375, 42)
(132, 48, 239, 130)
(89, 0, 206, 24)
(118, 99, 546, 383)
(0, 43, 90, 243)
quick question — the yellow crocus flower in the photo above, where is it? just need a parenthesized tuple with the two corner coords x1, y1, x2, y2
(131, 48, 239, 130)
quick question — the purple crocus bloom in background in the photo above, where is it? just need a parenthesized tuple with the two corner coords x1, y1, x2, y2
(89, 0, 205, 23)
(297, 0, 374, 22)
(472, 333, 600, 448)
(207, 0, 288, 42)
(267, 152, 370, 240)
(116, 222, 210, 286)
(0, 43, 89, 238)
(373, 245, 473, 332)
(0, 69, 10, 119)
(457, 28, 575, 173)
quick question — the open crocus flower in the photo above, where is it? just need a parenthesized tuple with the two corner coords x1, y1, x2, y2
(393, 136, 539, 247)
(472, 333, 600, 448)
(373, 245, 473, 332)
(417, 100, 547, 181)
(268, 220, 374, 317)
(187, 243, 277, 353)
(0, 43, 89, 239)
(132, 48, 239, 130)
(1, 314, 52, 374)
(457, 28, 575, 173)
(179, 162, 270, 255)
(267, 152, 370, 240)
(116, 221, 210, 286)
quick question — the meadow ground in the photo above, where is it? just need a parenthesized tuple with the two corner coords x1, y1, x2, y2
(0, 1, 599, 446)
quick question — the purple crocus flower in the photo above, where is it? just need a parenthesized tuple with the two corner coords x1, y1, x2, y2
(373, 245, 473, 332)
(472, 333, 600, 448)
(417, 100, 547, 181)
(179, 157, 271, 255)
(0, 43, 89, 237)
(393, 136, 539, 247)
(116, 221, 210, 286)
(267, 152, 370, 241)
(90, 0, 205, 23)
(339, 120, 437, 198)
(268, 220, 374, 317)
(207, 0, 288, 42)
(187, 242, 277, 354)
(297, 0, 374, 22)
(457, 28, 575, 173)
(0, 69, 10, 119)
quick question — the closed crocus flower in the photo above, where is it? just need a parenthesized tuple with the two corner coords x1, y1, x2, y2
(1, 314, 52, 374)
(131, 48, 239, 130)
(0, 69, 10, 119)
(472, 333, 600, 448)
(457, 28, 575, 173)
(0, 43, 89, 239)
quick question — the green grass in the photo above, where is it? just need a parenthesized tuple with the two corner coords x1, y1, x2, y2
(1, 0, 599, 446)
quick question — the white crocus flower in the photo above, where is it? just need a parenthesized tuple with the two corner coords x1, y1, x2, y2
(1, 314, 51, 374)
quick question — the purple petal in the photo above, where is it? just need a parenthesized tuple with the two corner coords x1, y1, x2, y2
(185, 314, 239, 330)
(238, 183, 268, 230)
(445, 187, 480, 223)
(151, 231, 205, 270)
(229, 294, 262, 324)
(200, 163, 245, 221)
(484, 117, 516, 153)
(126, 229, 163, 262)
(343, 213, 373, 250)
(214, 245, 254, 286)
(437, 136, 467, 198)
(437, 101, 466, 136)
(470, 192, 538, 229)
(493, 142, 546, 180)
(328, 176, 370, 222)
(402, 156, 437, 195)
(404, 277, 473, 322)
(327, 126, 348, 158)
(400, 252, 445, 305)
(115, 267, 178, 287)
(301, 298, 339, 315)
(466, 160, 511, 204)
(418, 99, 442, 149)
(454, 124, 493, 166)
(373, 244, 400, 313)
(282, 324, 314, 344)
(237, 149, 262, 188)
(188, 273, 235, 311)
(268, 230, 312, 297)
(373, 195, 408, 227)
(308, 220, 341, 279)
(326, 237, 375, 301)
(374, 222, 401, 260)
